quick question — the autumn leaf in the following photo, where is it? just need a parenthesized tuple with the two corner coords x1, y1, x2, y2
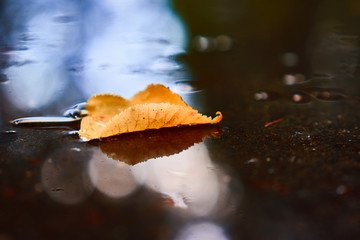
(79, 84, 222, 140)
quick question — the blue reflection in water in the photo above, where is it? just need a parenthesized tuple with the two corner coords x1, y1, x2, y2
(80, 0, 188, 98)
(0, 0, 188, 110)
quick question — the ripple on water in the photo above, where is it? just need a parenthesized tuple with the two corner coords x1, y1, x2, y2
(302, 87, 347, 101)
(173, 80, 203, 93)
(314, 90, 346, 101)
(0, 73, 8, 83)
(67, 130, 80, 139)
(53, 15, 77, 23)
(3, 130, 17, 134)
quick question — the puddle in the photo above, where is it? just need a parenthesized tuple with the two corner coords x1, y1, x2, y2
(1, 0, 360, 239)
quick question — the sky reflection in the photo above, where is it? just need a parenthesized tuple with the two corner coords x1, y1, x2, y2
(1, 0, 188, 110)
(3, 0, 237, 235)
(3, 14, 70, 110)
(80, 0, 188, 98)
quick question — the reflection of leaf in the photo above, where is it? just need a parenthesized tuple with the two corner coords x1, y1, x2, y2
(93, 125, 221, 165)
(79, 84, 222, 140)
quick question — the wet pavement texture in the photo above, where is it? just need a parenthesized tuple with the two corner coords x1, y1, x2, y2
(1, 0, 360, 239)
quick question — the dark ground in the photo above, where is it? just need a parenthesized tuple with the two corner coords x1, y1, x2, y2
(1, 0, 360, 239)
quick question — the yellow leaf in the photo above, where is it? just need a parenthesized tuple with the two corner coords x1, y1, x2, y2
(79, 84, 222, 140)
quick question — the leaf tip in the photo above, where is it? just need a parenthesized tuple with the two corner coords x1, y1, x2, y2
(213, 111, 223, 123)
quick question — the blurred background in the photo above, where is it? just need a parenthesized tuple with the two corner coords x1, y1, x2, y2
(1, 0, 360, 239)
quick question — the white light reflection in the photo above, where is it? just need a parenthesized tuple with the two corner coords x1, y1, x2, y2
(283, 73, 306, 85)
(80, 0, 188, 98)
(88, 142, 235, 217)
(5, 59, 66, 110)
(87, 137, 238, 217)
(174, 222, 229, 240)
(131, 143, 228, 217)
(88, 150, 138, 199)
(2, 0, 188, 109)
(193, 35, 233, 52)
(3, 2, 80, 110)
(41, 150, 94, 205)
(193, 36, 211, 52)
